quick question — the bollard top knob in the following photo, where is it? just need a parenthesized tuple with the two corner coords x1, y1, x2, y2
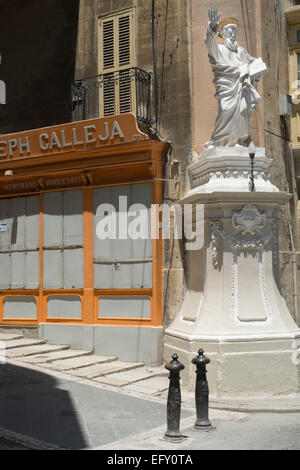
(192, 349, 211, 366)
(165, 353, 185, 372)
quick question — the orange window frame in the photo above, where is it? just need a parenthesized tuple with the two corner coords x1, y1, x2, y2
(0, 180, 163, 328)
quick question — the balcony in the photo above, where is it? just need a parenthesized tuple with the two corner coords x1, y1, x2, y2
(71, 67, 152, 126)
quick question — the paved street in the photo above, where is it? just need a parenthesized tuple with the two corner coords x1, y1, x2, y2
(0, 361, 183, 450)
(0, 357, 299, 450)
(97, 412, 300, 451)
(0, 437, 30, 450)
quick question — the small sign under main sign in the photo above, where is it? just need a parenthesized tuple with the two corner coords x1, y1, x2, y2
(0, 223, 8, 232)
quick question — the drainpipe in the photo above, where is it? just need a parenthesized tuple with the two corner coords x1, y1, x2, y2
(288, 220, 298, 324)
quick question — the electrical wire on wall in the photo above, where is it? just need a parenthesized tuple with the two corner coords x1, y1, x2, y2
(158, 0, 169, 133)
(152, 0, 159, 131)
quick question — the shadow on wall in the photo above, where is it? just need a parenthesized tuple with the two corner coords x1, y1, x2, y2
(0, 0, 80, 133)
(0, 361, 87, 449)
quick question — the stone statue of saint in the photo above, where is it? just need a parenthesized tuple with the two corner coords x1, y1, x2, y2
(205, 6, 266, 148)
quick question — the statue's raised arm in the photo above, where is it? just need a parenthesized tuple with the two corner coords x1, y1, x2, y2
(208, 5, 221, 34)
(205, 6, 221, 61)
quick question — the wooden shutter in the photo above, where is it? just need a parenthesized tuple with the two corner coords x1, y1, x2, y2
(102, 19, 115, 71)
(118, 15, 131, 67)
(93, 184, 152, 291)
(99, 9, 136, 117)
(43, 190, 83, 290)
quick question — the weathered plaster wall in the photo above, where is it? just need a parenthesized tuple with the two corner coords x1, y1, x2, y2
(261, 0, 299, 322)
(140, 0, 191, 326)
(0, 0, 79, 133)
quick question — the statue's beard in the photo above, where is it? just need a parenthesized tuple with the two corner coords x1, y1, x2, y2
(224, 38, 238, 52)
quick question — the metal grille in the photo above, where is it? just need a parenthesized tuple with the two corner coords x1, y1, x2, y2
(71, 67, 152, 125)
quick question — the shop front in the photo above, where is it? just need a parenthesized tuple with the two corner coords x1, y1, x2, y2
(0, 113, 165, 365)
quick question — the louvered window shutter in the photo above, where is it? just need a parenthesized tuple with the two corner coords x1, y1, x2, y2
(103, 20, 114, 70)
(99, 10, 136, 118)
(119, 15, 131, 67)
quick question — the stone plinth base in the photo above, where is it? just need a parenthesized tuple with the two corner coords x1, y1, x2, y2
(164, 333, 300, 396)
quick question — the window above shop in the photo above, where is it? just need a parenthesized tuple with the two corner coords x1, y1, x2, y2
(71, 8, 152, 126)
(98, 9, 135, 117)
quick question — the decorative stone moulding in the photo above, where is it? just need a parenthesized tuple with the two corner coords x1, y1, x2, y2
(210, 205, 271, 268)
(232, 205, 267, 234)
(188, 147, 278, 193)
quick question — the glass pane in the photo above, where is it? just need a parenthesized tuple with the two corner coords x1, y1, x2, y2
(297, 30, 300, 43)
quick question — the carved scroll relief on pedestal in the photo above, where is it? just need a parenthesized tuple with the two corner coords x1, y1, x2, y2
(210, 205, 274, 323)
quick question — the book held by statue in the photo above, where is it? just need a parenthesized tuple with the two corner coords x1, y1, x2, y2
(249, 57, 267, 81)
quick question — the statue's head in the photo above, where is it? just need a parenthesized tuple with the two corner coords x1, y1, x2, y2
(218, 17, 239, 52)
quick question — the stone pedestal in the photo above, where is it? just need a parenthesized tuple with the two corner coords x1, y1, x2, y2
(164, 147, 300, 397)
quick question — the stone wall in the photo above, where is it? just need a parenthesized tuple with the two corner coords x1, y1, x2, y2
(0, 0, 79, 133)
(261, 0, 299, 323)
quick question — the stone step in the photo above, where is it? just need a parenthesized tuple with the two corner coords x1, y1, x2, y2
(45, 354, 118, 371)
(145, 366, 169, 377)
(94, 367, 163, 387)
(67, 361, 144, 380)
(123, 375, 169, 396)
(6, 344, 69, 359)
(4, 338, 46, 350)
(0, 333, 24, 342)
(19, 349, 93, 364)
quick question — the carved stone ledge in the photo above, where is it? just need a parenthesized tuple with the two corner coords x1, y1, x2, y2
(188, 147, 278, 193)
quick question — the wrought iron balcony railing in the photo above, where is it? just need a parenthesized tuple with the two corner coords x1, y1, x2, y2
(71, 67, 152, 125)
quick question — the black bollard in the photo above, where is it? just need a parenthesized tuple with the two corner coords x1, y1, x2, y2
(164, 353, 186, 442)
(192, 349, 215, 431)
